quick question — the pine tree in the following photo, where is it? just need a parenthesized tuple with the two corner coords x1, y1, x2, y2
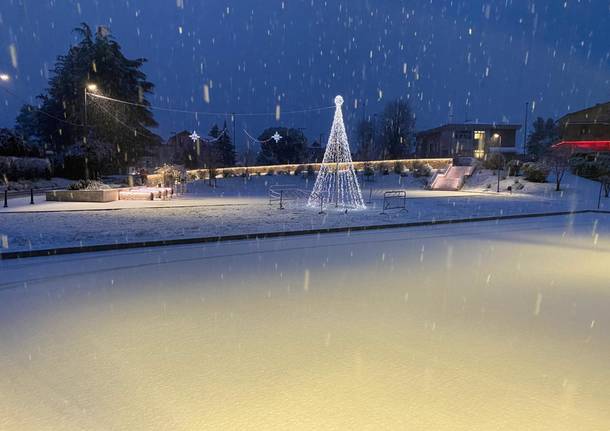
(18, 23, 160, 178)
(526, 117, 559, 160)
(216, 121, 236, 167)
(256, 127, 308, 165)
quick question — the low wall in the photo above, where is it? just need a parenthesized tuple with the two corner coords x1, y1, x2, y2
(145, 158, 451, 184)
(46, 189, 120, 203)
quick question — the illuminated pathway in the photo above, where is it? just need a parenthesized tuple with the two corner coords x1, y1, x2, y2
(1, 214, 609, 430)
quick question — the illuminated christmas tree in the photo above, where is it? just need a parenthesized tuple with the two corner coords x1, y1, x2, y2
(308, 95, 366, 210)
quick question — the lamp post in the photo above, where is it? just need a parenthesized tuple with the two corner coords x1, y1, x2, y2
(0, 73, 10, 82)
(84, 83, 98, 131)
(490, 133, 504, 192)
(83, 83, 98, 180)
(523, 101, 529, 155)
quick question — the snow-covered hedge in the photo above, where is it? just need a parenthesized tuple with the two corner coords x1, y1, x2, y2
(67, 180, 110, 191)
(0, 156, 52, 181)
(522, 162, 548, 183)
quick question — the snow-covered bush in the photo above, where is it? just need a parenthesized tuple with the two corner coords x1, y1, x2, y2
(294, 165, 306, 176)
(522, 162, 549, 183)
(411, 161, 432, 177)
(570, 156, 609, 179)
(394, 161, 406, 175)
(154, 164, 185, 185)
(484, 153, 506, 170)
(68, 180, 110, 191)
(507, 159, 522, 176)
(363, 163, 375, 181)
(0, 156, 51, 181)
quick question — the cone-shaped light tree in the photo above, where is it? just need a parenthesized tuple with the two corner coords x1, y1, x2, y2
(308, 96, 366, 209)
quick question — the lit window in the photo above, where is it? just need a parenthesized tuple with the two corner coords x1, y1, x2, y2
(474, 130, 485, 140)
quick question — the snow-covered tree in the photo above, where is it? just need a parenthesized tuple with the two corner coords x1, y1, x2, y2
(526, 118, 559, 160)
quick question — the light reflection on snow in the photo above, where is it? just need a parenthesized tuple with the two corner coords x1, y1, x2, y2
(0, 214, 609, 429)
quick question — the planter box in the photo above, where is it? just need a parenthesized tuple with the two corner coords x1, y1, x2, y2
(46, 189, 120, 203)
(119, 191, 154, 200)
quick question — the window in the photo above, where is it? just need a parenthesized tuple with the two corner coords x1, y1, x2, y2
(454, 130, 472, 140)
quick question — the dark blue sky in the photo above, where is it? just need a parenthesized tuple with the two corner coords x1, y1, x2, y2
(1, 0, 608, 151)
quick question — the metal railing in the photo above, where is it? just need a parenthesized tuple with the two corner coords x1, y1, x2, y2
(268, 185, 311, 209)
(381, 190, 407, 214)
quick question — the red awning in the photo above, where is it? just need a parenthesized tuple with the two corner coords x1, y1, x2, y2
(552, 140, 610, 151)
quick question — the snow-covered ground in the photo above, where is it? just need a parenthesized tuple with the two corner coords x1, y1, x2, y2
(0, 172, 607, 253)
(1, 213, 609, 430)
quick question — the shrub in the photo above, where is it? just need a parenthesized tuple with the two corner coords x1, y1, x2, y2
(0, 156, 51, 181)
(412, 160, 432, 177)
(507, 159, 522, 176)
(522, 162, 549, 183)
(570, 157, 610, 179)
(68, 179, 109, 191)
(363, 163, 375, 181)
(394, 161, 406, 175)
(484, 153, 506, 170)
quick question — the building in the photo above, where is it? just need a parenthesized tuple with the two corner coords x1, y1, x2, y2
(307, 140, 325, 163)
(416, 123, 521, 159)
(553, 101, 610, 152)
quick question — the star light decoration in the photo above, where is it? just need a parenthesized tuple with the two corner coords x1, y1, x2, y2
(189, 130, 200, 142)
(271, 131, 282, 143)
(308, 95, 365, 210)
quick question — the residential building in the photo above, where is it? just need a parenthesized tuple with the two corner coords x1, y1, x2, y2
(416, 123, 521, 159)
(554, 101, 610, 152)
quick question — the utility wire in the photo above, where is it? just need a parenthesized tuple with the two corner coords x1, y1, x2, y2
(89, 98, 160, 141)
(0, 86, 87, 128)
(88, 92, 335, 117)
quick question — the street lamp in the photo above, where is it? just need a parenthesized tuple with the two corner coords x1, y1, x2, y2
(83, 83, 99, 180)
(0, 73, 10, 82)
(84, 83, 100, 132)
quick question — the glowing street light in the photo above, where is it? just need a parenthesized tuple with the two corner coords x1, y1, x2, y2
(86, 83, 98, 92)
(0, 73, 10, 82)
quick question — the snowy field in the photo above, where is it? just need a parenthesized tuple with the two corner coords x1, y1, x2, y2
(1, 213, 609, 430)
(1, 172, 607, 253)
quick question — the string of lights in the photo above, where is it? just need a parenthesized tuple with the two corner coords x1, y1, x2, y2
(243, 128, 282, 144)
(308, 96, 365, 210)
